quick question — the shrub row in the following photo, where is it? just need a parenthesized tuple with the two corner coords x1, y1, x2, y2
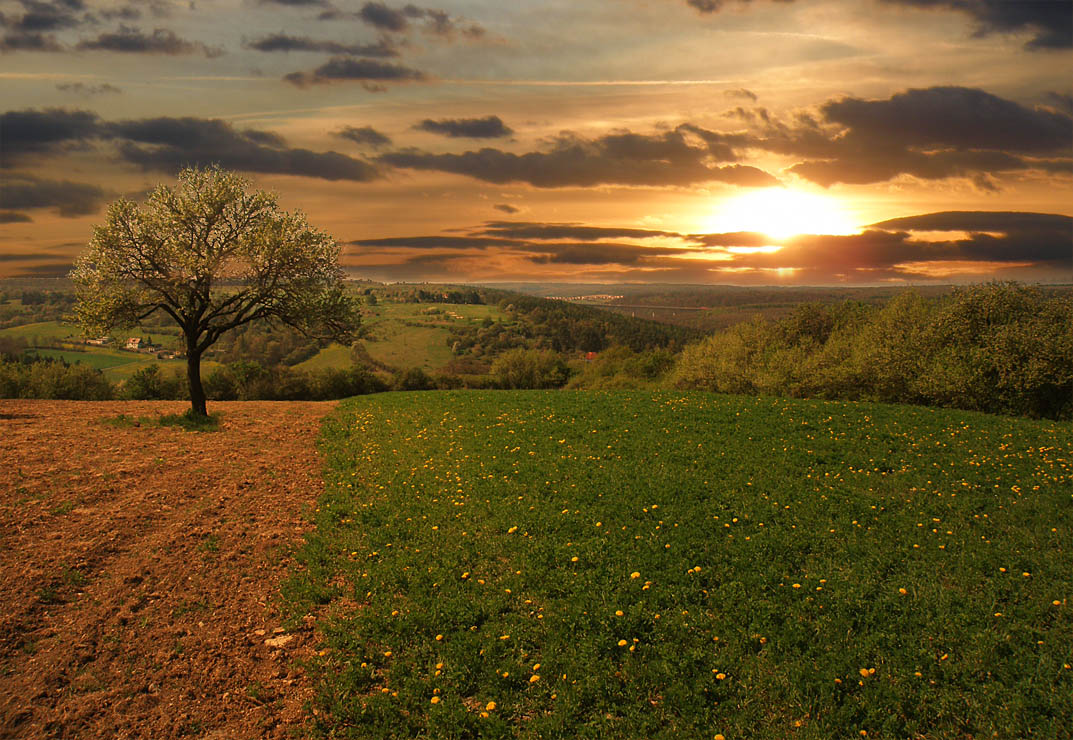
(672, 282, 1073, 419)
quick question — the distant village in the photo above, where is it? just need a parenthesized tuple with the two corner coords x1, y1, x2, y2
(85, 335, 182, 360)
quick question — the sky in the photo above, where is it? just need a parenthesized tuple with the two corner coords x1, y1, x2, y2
(1, 0, 1071, 285)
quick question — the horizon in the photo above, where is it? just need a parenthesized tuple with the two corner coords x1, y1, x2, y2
(2, 0, 1071, 285)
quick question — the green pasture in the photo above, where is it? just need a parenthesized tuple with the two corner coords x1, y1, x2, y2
(285, 391, 1072, 739)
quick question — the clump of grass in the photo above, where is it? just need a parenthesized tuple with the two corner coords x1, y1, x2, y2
(101, 413, 140, 428)
(154, 410, 221, 432)
(285, 390, 1073, 740)
(102, 410, 221, 432)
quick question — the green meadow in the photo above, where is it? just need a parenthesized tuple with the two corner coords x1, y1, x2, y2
(285, 391, 1072, 739)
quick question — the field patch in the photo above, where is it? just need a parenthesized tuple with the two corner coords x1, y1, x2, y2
(289, 391, 1072, 739)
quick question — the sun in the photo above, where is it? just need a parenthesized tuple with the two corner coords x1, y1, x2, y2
(704, 188, 859, 241)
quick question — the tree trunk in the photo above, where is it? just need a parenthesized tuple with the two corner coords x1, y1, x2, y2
(186, 338, 207, 417)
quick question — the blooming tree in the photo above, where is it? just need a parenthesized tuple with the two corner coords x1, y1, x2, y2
(71, 166, 359, 416)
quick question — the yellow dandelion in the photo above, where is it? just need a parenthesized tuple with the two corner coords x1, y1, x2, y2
(571, 556, 579, 562)
(716, 672, 726, 680)
(430, 696, 440, 705)
(859, 668, 870, 677)
(630, 571, 640, 579)
(898, 587, 907, 595)
(486, 701, 496, 711)
(529, 675, 540, 683)
(618, 639, 628, 647)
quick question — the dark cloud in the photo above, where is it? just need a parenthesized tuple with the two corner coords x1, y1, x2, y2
(686, 0, 793, 14)
(477, 221, 680, 241)
(246, 32, 398, 57)
(336, 125, 393, 149)
(0, 173, 109, 216)
(751, 86, 1073, 187)
(3, 0, 86, 32)
(76, 26, 223, 56)
(822, 86, 1071, 153)
(724, 88, 758, 102)
(1, 30, 63, 51)
(378, 127, 778, 188)
(1, 107, 381, 182)
(528, 242, 686, 266)
(258, 0, 328, 5)
(492, 203, 519, 214)
(880, 0, 1072, 50)
(353, 2, 484, 38)
(415, 115, 513, 139)
(689, 231, 778, 247)
(110, 116, 381, 181)
(56, 82, 122, 95)
(358, 2, 408, 31)
(0, 107, 101, 164)
(871, 211, 1073, 235)
(348, 235, 526, 249)
(0, 211, 33, 223)
(283, 56, 426, 88)
(1045, 91, 1073, 114)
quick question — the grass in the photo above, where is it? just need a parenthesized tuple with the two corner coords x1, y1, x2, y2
(284, 390, 1073, 739)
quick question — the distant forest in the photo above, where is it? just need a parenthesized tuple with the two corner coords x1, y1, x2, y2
(1, 280, 1070, 419)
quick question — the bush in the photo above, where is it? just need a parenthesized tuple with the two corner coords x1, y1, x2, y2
(124, 364, 185, 400)
(0, 358, 114, 400)
(492, 348, 569, 389)
(671, 283, 1073, 420)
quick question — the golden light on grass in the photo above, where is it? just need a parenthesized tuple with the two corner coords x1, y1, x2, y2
(705, 187, 859, 240)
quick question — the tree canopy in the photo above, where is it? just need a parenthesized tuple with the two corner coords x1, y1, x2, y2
(71, 165, 359, 415)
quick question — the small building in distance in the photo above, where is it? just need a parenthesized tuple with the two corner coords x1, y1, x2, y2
(125, 337, 142, 351)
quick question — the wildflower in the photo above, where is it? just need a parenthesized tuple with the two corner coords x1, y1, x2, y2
(715, 672, 726, 680)
(507, 526, 518, 534)
(529, 675, 540, 683)
(430, 696, 440, 705)
(436, 634, 444, 641)
(618, 639, 628, 647)
(571, 556, 579, 562)
(898, 588, 907, 595)
(630, 571, 640, 579)
(486, 701, 496, 711)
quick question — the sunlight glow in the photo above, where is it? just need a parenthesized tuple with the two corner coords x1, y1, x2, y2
(705, 188, 860, 240)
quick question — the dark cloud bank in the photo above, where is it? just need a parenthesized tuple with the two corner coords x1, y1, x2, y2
(348, 211, 1072, 282)
(684, 0, 1071, 50)
(415, 115, 513, 139)
(0, 107, 380, 183)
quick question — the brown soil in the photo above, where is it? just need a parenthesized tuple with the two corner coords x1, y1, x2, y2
(0, 400, 337, 740)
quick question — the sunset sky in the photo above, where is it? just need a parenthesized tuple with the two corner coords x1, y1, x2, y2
(2, 0, 1071, 285)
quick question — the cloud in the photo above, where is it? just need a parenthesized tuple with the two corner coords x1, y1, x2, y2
(0, 173, 109, 216)
(685, 0, 799, 15)
(379, 127, 778, 188)
(76, 25, 223, 56)
(56, 82, 122, 95)
(724, 88, 758, 102)
(748, 86, 1073, 187)
(345, 211, 1072, 283)
(880, 0, 1072, 50)
(1, 31, 63, 51)
(477, 221, 680, 241)
(0, 211, 33, 223)
(245, 32, 398, 57)
(348, 235, 526, 249)
(2, 0, 86, 33)
(415, 115, 513, 139)
(1, 107, 382, 182)
(358, 1, 408, 31)
(336, 125, 393, 149)
(1045, 91, 1073, 114)
(353, 2, 482, 37)
(283, 55, 426, 88)
(0, 107, 102, 164)
(492, 203, 519, 214)
(110, 116, 381, 181)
